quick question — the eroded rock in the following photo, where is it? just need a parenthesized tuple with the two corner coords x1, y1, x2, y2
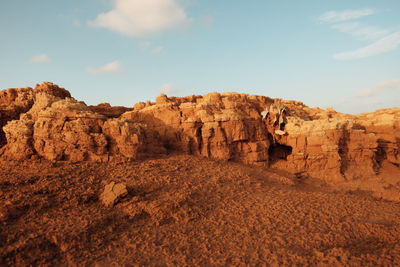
(124, 92, 275, 165)
(0, 82, 71, 147)
(271, 108, 400, 183)
(0, 87, 154, 161)
(0, 83, 398, 194)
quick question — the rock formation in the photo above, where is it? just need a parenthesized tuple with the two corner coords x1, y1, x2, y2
(272, 107, 400, 183)
(1, 82, 399, 191)
(125, 92, 274, 164)
(0, 82, 71, 146)
(0, 83, 159, 162)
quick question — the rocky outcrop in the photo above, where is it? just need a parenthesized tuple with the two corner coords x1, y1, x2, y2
(125, 92, 274, 164)
(88, 103, 132, 118)
(127, 94, 399, 184)
(0, 87, 35, 146)
(271, 107, 400, 183)
(0, 83, 157, 161)
(0, 82, 71, 146)
(0, 83, 399, 193)
(31, 98, 109, 161)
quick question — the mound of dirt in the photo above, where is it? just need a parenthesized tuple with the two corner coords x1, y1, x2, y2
(0, 155, 399, 266)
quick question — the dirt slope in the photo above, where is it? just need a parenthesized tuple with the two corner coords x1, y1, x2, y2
(1, 154, 399, 266)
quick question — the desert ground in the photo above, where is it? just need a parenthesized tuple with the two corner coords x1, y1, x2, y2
(1, 154, 399, 266)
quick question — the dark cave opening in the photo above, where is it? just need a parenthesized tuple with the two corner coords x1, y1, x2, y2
(268, 143, 293, 163)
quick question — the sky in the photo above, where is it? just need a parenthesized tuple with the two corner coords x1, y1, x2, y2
(0, 0, 399, 114)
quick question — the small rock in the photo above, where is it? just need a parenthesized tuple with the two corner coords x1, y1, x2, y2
(100, 182, 128, 207)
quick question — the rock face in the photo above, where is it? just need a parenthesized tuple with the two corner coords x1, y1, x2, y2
(0, 83, 155, 161)
(125, 92, 275, 164)
(0, 82, 71, 146)
(1, 83, 399, 189)
(128, 94, 399, 183)
(271, 106, 400, 183)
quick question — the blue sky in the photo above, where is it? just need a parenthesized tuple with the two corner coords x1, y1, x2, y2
(0, 0, 399, 114)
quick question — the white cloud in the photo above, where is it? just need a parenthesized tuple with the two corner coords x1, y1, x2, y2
(199, 15, 214, 27)
(355, 80, 400, 97)
(355, 88, 380, 97)
(89, 0, 190, 37)
(86, 61, 121, 75)
(73, 19, 81, 27)
(319, 9, 400, 60)
(378, 80, 400, 89)
(152, 46, 164, 53)
(361, 99, 383, 106)
(139, 41, 152, 49)
(159, 83, 181, 94)
(30, 54, 50, 63)
(331, 22, 390, 41)
(318, 8, 376, 23)
(334, 80, 400, 113)
(138, 41, 165, 53)
(333, 31, 400, 60)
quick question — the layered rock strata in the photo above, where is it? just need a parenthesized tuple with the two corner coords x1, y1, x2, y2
(273, 108, 399, 183)
(1, 83, 399, 187)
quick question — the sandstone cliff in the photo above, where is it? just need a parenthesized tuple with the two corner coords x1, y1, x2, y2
(0, 83, 399, 198)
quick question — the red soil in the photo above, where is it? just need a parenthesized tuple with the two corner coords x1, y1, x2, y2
(1, 154, 399, 266)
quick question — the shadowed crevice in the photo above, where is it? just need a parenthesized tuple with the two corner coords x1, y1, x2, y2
(338, 125, 349, 176)
(373, 139, 388, 174)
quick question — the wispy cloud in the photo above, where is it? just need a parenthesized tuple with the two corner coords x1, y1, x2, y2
(199, 15, 214, 28)
(355, 88, 381, 97)
(355, 80, 400, 97)
(89, 0, 190, 37)
(331, 22, 390, 41)
(152, 46, 164, 53)
(86, 61, 121, 75)
(361, 99, 383, 106)
(73, 19, 81, 27)
(159, 83, 181, 95)
(334, 80, 400, 113)
(318, 8, 376, 23)
(30, 54, 50, 63)
(318, 8, 400, 60)
(333, 32, 400, 60)
(138, 41, 165, 54)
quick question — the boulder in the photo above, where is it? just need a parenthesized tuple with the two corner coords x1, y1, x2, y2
(100, 182, 128, 207)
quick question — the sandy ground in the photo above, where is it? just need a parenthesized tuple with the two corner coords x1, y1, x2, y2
(1, 154, 399, 266)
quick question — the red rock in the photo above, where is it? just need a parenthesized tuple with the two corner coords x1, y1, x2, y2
(88, 103, 132, 118)
(0, 84, 398, 193)
(0, 82, 71, 147)
(100, 182, 128, 207)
